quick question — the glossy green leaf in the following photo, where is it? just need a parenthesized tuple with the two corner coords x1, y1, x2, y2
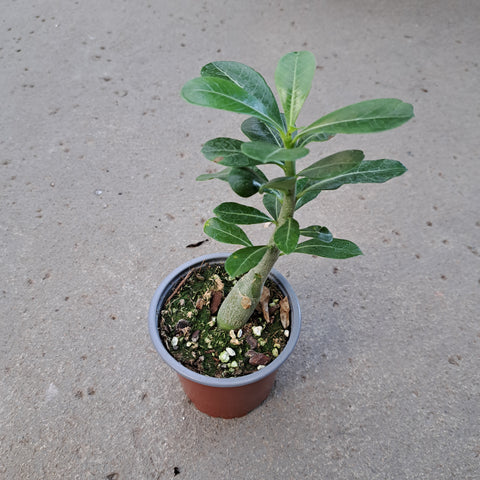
(297, 99, 414, 141)
(241, 117, 283, 146)
(197, 60, 284, 130)
(259, 176, 296, 193)
(298, 159, 407, 196)
(242, 141, 309, 166)
(225, 246, 268, 277)
(196, 168, 231, 182)
(201, 138, 258, 167)
(214, 202, 273, 224)
(204, 217, 252, 247)
(299, 225, 333, 243)
(263, 192, 283, 220)
(275, 51, 316, 128)
(294, 178, 320, 210)
(295, 131, 334, 147)
(182, 77, 284, 130)
(228, 167, 268, 197)
(298, 150, 364, 179)
(295, 238, 363, 259)
(274, 218, 300, 254)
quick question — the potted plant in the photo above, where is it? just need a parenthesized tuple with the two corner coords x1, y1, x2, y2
(148, 51, 414, 418)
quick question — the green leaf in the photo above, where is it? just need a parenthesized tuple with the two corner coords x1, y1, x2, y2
(225, 246, 268, 277)
(182, 77, 284, 130)
(297, 98, 414, 140)
(241, 117, 283, 146)
(294, 178, 320, 210)
(259, 176, 296, 193)
(274, 218, 300, 254)
(228, 167, 268, 197)
(242, 141, 309, 166)
(295, 238, 363, 259)
(213, 202, 273, 224)
(275, 51, 316, 128)
(295, 131, 334, 147)
(201, 138, 258, 167)
(299, 225, 333, 243)
(295, 190, 320, 210)
(204, 218, 252, 247)
(196, 168, 231, 182)
(298, 150, 364, 179)
(196, 60, 283, 130)
(298, 159, 407, 195)
(263, 192, 283, 220)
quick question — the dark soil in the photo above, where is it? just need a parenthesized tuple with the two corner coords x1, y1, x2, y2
(158, 262, 291, 378)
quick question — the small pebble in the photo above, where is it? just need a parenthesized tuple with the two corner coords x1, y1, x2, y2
(284, 330, 290, 338)
(252, 326, 263, 337)
(219, 351, 230, 363)
(226, 347, 236, 357)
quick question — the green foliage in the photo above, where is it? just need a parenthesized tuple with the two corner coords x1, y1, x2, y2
(182, 51, 414, 329)
(262, 192, 282, 220)
(295, 98, 414, 143)
(201, 138, 256, 167)
(203, 218, 252, 247)
(241, 117, 283, 146)
(241, 142, 309, 167)
(297, 150, 364, 180)
(295, 238, 363, 259)
(182, 61, 284, 132)
(300, 226, 333, 243)
(275, 51, 316, 129)
(224, 246, 269, 277)
(297, 159, 408, 197)
(227, 167, 267, 197)
(274, 218, 300, 254)
(214, 202, 272, 225)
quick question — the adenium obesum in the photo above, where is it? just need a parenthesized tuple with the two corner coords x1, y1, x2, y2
(181, 51, 414, 331)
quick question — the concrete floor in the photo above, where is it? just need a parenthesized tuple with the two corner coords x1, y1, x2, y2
(1, 0, 479, 478)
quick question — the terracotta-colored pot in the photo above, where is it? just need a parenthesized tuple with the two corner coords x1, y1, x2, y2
(148, 253, 301, 419)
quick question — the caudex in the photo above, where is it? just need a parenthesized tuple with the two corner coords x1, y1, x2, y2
(181, 51, 414, 331)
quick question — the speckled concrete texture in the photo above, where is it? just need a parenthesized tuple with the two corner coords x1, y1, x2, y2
(1, 1, 479, 479)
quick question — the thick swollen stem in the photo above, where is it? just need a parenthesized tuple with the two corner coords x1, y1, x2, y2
(216, 246, 280, 330)
(216, 180, 297, 331)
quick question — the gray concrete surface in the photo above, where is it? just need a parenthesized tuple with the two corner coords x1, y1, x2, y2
(1, 0, 479, 478)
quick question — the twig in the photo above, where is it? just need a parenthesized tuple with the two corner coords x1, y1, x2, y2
(165, 269, 194, 305)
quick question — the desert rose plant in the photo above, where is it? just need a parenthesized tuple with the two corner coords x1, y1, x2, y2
(181, 51, 414, 332)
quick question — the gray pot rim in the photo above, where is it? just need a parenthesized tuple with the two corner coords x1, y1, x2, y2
(148, 252, 301, 388)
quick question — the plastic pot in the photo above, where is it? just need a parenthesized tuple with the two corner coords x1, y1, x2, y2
(148, 253, 301, 418)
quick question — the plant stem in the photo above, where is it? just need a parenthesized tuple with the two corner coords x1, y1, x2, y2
(216, 161, 297, 331)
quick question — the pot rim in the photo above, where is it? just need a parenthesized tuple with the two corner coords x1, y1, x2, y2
(148, 252, 301, 388)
